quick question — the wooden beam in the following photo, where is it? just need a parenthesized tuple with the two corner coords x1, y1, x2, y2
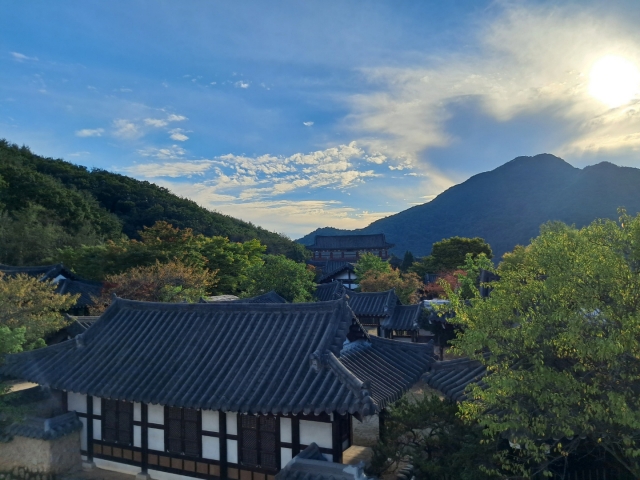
(220, 411, 228, 479)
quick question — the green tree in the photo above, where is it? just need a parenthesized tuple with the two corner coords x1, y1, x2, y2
(446, 213, 640, 478)
(368, 394, 497, 480)
(400, 251, 415, 272)
(59, 221, 265, 294)
(354, 253, 391, 281)
(240, 255, 316, 303)
(359, 269, 423, 304)
(411, 237, 492, 277)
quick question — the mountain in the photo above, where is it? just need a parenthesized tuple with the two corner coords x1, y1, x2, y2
(0, 140, 306, 260)
(298, 154, 640, 259)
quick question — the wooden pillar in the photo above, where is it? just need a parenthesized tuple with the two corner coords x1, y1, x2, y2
(141, 403, 148, 473)
(332, 414, 342, 464)
(378, 409, 386, 443)
(220, 411, 228, 480)
(86, 395, 94, 461)
(292, 416, 300, 457)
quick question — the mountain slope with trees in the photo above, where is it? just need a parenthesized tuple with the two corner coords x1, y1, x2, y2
(0, 140, 307, 263)
(298, 154, 640, 259)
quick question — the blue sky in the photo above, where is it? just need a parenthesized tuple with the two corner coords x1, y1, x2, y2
(3, 1, 640, 238)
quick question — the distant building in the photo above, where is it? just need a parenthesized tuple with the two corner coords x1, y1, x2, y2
(308, 234, 394, 261)
(316, 261, 357, 290)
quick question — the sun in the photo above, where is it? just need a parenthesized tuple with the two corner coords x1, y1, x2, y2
(589, 55, 640, 108)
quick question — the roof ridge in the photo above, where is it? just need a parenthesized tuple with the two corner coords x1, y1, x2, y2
(326, 352, 375, 413)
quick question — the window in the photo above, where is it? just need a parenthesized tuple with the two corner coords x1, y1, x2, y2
(166, 407, 200, 457)
(240, 415, 277, 470)
(103, 399, 133, 445)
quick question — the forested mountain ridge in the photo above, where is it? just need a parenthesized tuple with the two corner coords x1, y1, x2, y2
(298, 154, 640, 259)
(0, 140, 306, 263)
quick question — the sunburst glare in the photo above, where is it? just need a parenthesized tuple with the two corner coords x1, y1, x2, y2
(589, 55, 640, 108)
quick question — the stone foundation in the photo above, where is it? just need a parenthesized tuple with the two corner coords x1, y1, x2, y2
(0, 431, 81, 475)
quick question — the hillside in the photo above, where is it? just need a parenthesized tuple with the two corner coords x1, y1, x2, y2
(0, 140, 306, 262)
(298, 154, 640, 259)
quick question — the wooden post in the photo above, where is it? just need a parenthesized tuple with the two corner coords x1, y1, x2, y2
(141, 403, 148, 473)
(332, 414, 342, 464)
(292, 416, 300, 457)
(220, 411, 227, 480)
(378, 409, 386, 443)
(87, 395, 93, 461)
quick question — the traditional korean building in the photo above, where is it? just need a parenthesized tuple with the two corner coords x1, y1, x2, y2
(380, 304, 423, 342)
(316, 262, 357, 290)
(0, 263, 102, 315)
(1, 296, 435, 480)
(314, 283, 348, 302)
(346, 290, 401, 336)
(308, 234, 394, 262)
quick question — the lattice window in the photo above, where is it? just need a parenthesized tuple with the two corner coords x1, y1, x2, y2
(102, 399, 133, 446)
(240, 415, 279, 470)
(165, 407, 200, 457)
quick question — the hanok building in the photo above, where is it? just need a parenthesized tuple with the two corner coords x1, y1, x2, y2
(308, 234, 393, 262)
(316, 262, 357, 290)
(346, 289, 401, 336)
(380, 304, 423, 342)
(1, 296, 435, 480)
(0, 263, 102, 315)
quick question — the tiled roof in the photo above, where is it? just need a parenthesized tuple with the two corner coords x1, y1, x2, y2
(56, 278, 103, 308)
(423, 358, 487, 401)
(6, 412, 82, 441)
(381, 304, 422, 332)
(310, 234, 393, 250)
(347, 290, 400, 318)
(62, 315, 100, 338)
(2, 297, 435, 416)
(276, 443, 369, 480)
(317, 261, 355, 283)
(0, 263, 67, 279)
(236, 291, 288, 304)
(314, 283, 347, 302)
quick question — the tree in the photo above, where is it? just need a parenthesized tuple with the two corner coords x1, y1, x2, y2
(368, 394, 497, 480)
(354, 253, 391, 281)
(91, 260, 216, 312)
(400, 251, 415, 272)
(359, 269, 423, 304)
(0, 272, 77, 350)
(59, 221, 265, 294)
(411, 237, 492, 277)
(446, 213, 640, 477)
(240, 255, 316, 303)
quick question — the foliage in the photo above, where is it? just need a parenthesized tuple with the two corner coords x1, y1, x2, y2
(424, 270, 464, 299)
(354, 253, 391, 281)
(400, 251, 415, 272)
(358, 269, 423, 304)
(367, 394, 498, 480)
(411, 237, 493, 277)
(59, 221, 265, 295)
(0, 272, 77, 350)
(446, 213, 640, 478)
(0, 139, 306, 260)
(240, 255, 316, 303)
(92, 260, 215, 312)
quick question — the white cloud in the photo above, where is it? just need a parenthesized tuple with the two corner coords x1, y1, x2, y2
(125, 160, 214, 178)
(350, 4, 640, 161)
(10, 52, 37, 62)
(169, 128, 189, 141)
(113, 119, 141, 140)
(144, 118, 168, 127)
(303, 121, 314, 126)
(75, 128, 104, 137)
(167, 114, 187, 122)
(137, 145, 187, 160)
(234, 81, 250, 89)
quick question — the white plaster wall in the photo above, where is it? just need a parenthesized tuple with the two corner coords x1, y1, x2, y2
(148, 404, 164, 424)
(226, 412, 237, 435)
(134, 402, 141, 422)
(299, 420, 332, 449)
(202, 436, 220, 460)
(67, 392, 86, 413)
(280, 417, 292, 443)
(93, 419, 101, 440)
(95, 458, 141, 475)
(149, 469, 201, 480)
(148, 428, 164, 451)
(227, 439, 238, 464)
(280, 447, 292, 467)
(202, 410, 219, 432)
(134, 425, 142, 448)
(92, 396, 101, 416)
(79, 416, 87, 450)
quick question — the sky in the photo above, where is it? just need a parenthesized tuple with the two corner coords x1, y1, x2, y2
(3, 1, 640, 239)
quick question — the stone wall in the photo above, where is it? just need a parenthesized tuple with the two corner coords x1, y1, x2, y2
(0, 431, 81, 475)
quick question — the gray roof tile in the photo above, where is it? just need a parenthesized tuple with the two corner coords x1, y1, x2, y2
(381, 304, 422, 332)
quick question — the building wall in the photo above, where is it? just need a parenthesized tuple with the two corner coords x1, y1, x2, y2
(66, 393, 350, 479)
(0, 431, 81, 474)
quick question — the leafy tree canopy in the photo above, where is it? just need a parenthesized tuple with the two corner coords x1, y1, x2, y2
(358, 269, 423, 305)
(446, 212, 640, 478)
(354, 253, 391, 281)
(240, 254, 316, 303)
(400, 250, 415, 272)
(412, 237, 492, 277)
(59, 221, 265, 295)
(92, 260, 215, 313)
